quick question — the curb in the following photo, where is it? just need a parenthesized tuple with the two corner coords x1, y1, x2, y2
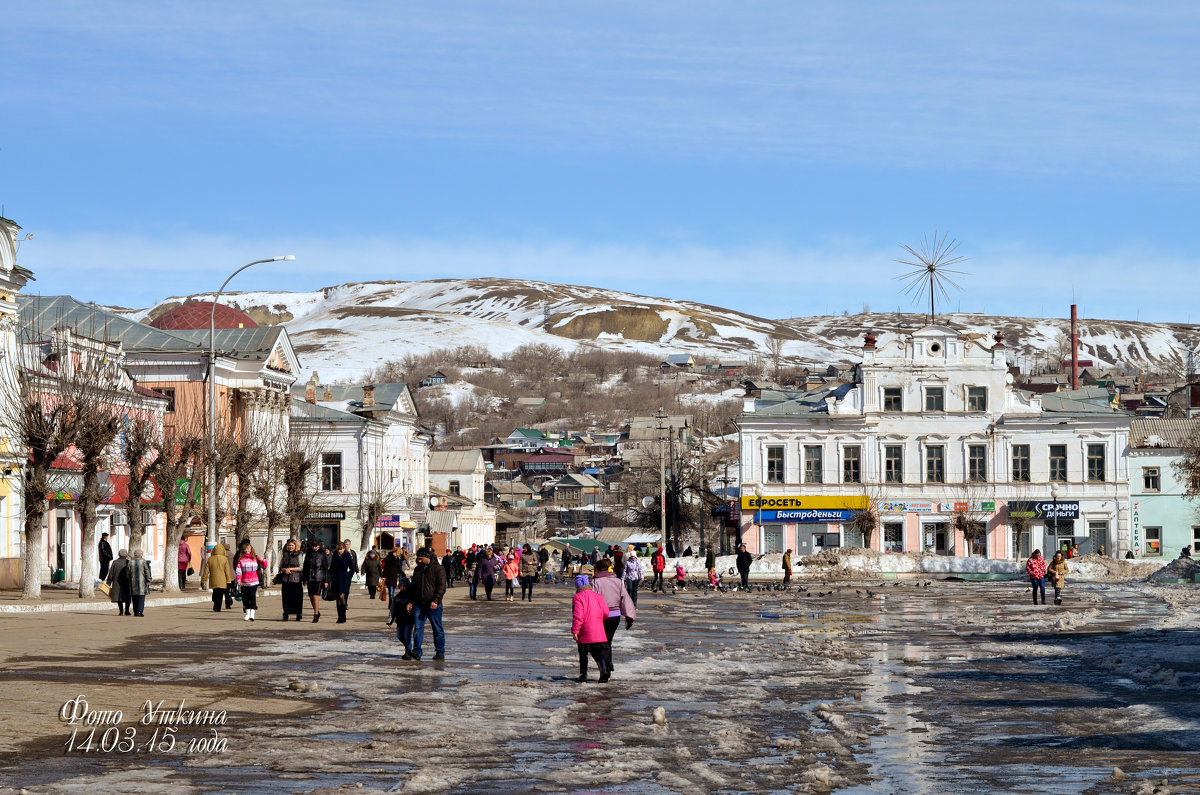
(0, 594, 214, 614)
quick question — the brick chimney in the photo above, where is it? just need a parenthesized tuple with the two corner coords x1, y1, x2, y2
(305, 372, 319, 404)
(363, 384, 376, 408)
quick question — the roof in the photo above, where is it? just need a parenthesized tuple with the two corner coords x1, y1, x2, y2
(167, 326, 286, 359)
(1130, 418, 1200, 449)
(429, 449, 484, 473)
(665, 354, 694, 365)
(554, 472, 602, 488)
(748, 383, 854, 417)
(1038, 387, 1121, 415)
(150, 301, 257, 330)
(488, 480, 535, 495)
(428, 485, 474, 508)
(510, 428, 546, 439)
(19, 295, 204, 353)
(290, 382, 412, 414)
(291, 398, 367, 424)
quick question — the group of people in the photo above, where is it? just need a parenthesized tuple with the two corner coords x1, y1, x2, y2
(463, 542, 552, 601)
(102, 544, 154, 616)
(570, 556, 637, 683)
(1024, 549, 1071, 605)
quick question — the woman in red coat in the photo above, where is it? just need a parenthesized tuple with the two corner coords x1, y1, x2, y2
(571, 574, 610, 683)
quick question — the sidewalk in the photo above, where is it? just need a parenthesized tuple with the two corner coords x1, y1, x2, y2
(0, 583, 212, 613)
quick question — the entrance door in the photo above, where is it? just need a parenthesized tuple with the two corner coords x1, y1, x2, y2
(301, 523, 339, 550)
(55, 516, 68, 574)
(1086, 521, 1107, 556)
(926, 522, 951, 555)
(762, 525, 784, 554)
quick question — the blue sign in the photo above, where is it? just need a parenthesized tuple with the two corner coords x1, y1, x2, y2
(759, 509, 855, 523)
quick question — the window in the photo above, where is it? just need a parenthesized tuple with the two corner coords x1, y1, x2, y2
(885, 445, 904, 483)
(766, 446, 784, 483)
(1144, 526, 1162, 556)
(1193, 527, 1200, 553)
(883, 387, 903, 412)
(762, 525, 784, 554)
(925, 387, 945, 412)
(1012, 445, 1030, 482)
(449, 480, 461, 496)
(1143, 467, 1161, 493)
(968, 445, 988, 482)
(320, 453, 343, 491)
(843, 446, 861, 484)
(1087, 444, 1106, 482)
(160, 387, 176, 413)
(1049, 445, 1068, 482)
(884, 522, 904, 553)
(925, 446, 945, 483)
(967, 386, 987, 412)
(804, 446, 823, 484)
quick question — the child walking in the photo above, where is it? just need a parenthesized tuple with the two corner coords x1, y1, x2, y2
(571, 574, 610, 683)
(391, 576, 417, 659)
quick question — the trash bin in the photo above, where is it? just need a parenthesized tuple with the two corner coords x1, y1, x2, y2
(52, 568, 65, 583)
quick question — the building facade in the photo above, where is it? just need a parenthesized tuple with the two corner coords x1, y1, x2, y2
(1128, 418, 1200, 558)
(737, 325, 1132, 559)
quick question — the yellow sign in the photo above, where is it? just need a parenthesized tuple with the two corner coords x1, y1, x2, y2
(741, 495, 869, 511)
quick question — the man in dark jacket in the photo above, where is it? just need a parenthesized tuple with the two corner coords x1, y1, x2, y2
(410, 547, 448, 660)
(302, 539, 331, 623)
(98, 533, 114, 580)
(736, 543, 752, 589)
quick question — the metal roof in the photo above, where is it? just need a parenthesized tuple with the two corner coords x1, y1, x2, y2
(429, 450, 483, 473)
(290, 382, 411, 413)
(1130, 418, 1200, 449)
(19, 295, 203, 352)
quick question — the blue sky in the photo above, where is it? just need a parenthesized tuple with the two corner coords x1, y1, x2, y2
(6, 1, 1200, 322)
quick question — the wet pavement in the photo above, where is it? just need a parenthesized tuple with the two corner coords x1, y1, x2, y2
(1, 579, 1199, 793)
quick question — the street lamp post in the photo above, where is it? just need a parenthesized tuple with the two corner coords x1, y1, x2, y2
(1049, 482, 1059, 557)
(752, 483, 763, 550)
(207, 255, 295, 545)
(654, 407, 667, 553)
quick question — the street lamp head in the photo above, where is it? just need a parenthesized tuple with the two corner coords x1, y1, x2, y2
(273, 254, 296, 262)
(755, 484, 764, 499)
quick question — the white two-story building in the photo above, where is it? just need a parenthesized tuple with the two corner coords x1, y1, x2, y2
(737, 325, 1132, 559)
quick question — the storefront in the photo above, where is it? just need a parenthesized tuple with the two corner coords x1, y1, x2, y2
(1009, 501, 1087, 556)
(740, 496, 867, 555)
(300, 510, 345, 549)
(374, 514, 418, 551)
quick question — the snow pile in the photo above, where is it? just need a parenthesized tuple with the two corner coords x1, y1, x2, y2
(1146, 557, 1200, 584)
(667, 549, 1164, 581)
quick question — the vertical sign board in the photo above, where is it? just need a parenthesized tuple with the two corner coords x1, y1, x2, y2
(1131, 501, 1141, 556)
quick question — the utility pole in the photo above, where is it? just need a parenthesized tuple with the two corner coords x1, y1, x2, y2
(654, 407, 667, 553)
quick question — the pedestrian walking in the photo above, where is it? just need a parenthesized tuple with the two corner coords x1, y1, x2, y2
(106, 549, 132, 615)
(1048, 551, 1069, 605)
(410, 548, 447, 661)
(177, 538, 193, 590)
(201, 542, 233, 612)
(705, 546, 716, 583)
(612, 545, 625, 578)
(98, 533, 113, 581)
(736, 544, 752, 590)
(235, 544, 268, 621)
(391, 576, 416, 659)
(329, 540, 357, 624)
(442, 551, 456, 588)
(571, 574, 610, 683)
(383, 547, 402, 603)
(1026, 549, 1048, 606)
(502, 552, 519, 601)
(650, 546, 666, 592)
(278, 539, 305, 621)
(622, 548, 644, 605)
(782, 548, 793, 585)
(128, 548, 153, 617)
(361, 549, 383, 597)
(519, 543, 539, 601)
(674, 563, 687, 590)
(302, 538, 330, 623)
(592, 559, 635, 677)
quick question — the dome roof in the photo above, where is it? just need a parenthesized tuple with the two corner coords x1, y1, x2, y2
(149, 301, 258, 331)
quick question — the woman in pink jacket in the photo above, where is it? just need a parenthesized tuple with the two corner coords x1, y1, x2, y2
(234, 544, 268, 622)
(571, 574, 610, 683)
(502, 553, 520, 602)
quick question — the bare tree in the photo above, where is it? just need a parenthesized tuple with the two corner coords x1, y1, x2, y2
(72, 379, 127, 598)
(251, 421, 291, 572)
(120, 416, 161, 553)
(149, 413, 205, 593)
(282, 419, 329, 540)
(359, 441, 404, 555)
(765, 335, 785, 383)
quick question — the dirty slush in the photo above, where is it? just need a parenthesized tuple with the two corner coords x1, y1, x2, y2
(2, 579, 1199, 794)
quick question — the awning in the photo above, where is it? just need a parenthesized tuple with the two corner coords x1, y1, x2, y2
(399, 521, 418, 529)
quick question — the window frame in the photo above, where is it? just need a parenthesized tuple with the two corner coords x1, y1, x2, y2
(925, 386, 945, 412)
(1049, 444, 1068, 483)
(1144, 526, 1162, 557)
(1143, 467, 1161, 493)
(883, 387, 903, 412)
(160, 387, 176, 414)
(925, 445, 945, 484)
(804, 445, 824, 484)
(766, 445, 785, 484)
(1086, 443, 1106, 482)
(967, 386, 987, 412)
(885, 445, 904, 484)
(883, 522, 904, 553)
(320, 452, 344, 492)
(968, 444, 988, 483)
(1012, 444, 1031, 483)
(842, 445, 862, 484)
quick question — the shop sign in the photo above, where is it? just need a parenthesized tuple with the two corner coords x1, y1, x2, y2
(759, 508, 855, 523)
(1008, 501, 1079, 520)
(741, 495, 869, 511)
(376, 514, 408, 528)
(879, 501, 937, 513)
(1131, 501, 1141, 555)
(305, 510, 346, 521)
(937, 501, 997, 513)
(729, 499, 741, 523)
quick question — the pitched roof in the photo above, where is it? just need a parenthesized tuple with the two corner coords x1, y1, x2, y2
(289, 382, 412, 414)
(1038, 387, 1121, 415)
(510, 428, 546, 439)
(429, 449, 483, 473)
(291, 397, 367, 424)
(1130, 418, 1200, 449)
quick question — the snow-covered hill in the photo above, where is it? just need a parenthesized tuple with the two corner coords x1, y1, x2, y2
(117, 278, 1200, 380)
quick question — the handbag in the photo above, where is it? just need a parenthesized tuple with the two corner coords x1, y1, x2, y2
(377, 582, 387, 602)
(272, 571, 285, 586)
(98, 582, 110, 596)
(186, 567, 195, 576)
(322, 584, 338, 601)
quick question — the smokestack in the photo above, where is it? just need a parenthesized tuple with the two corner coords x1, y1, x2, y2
(305, 372, 319, 404)
(1071, 304, 1080, 391)
(363, 384, 376, 408)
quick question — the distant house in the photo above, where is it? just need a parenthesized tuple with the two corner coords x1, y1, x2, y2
(485, 479, 540, 508)
(661, 353, 695, 370)
(516, 397, 547, 409)
(546, 473, 603, 509)
(506, 427, 547, 451)
(420, 370, 447, 388)
(520, 450, 575, 477)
